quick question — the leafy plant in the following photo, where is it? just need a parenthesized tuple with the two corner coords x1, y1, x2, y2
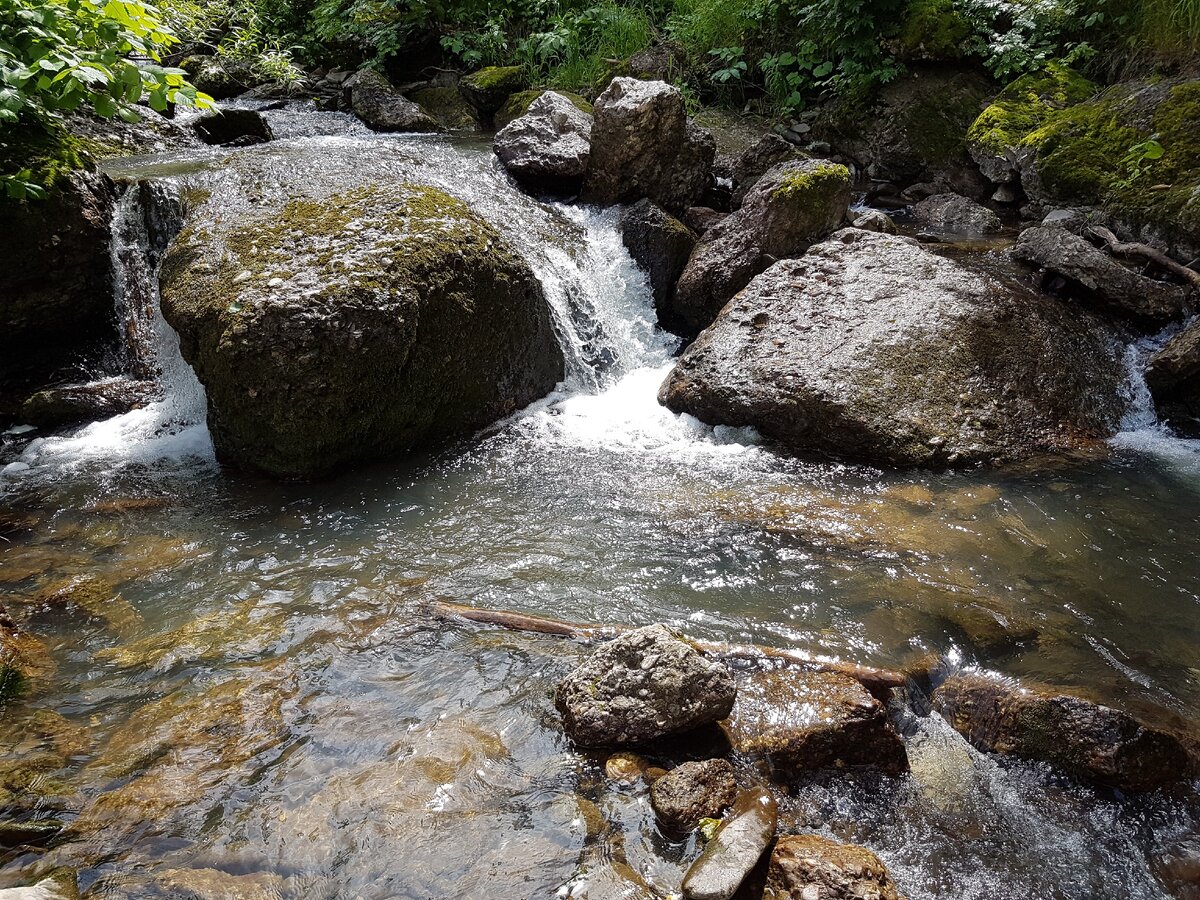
(708, 46, 747, 83)
(1113, 135, 1164, 188)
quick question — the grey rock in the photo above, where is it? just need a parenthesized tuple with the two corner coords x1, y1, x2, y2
(659, 229, 1127, 467)
(681, 787, 778, 900)
(1145, 319, 1200, 437)
(765, 835, 902, 900)
(650, 759, 737, 833)
(730, 134, 805, 208)
(851, 209, 897, 233)
(179, 55, 255, 100)
(1041, 208, 1088, 229)
(494, 91, 592, 194)
(344, 69, 441, 133)
(911, 192, 1003, 234)
(193, 108, 272, 146)
(619, 199, 696, 327)
(671, 159, 852, 335)
(554, 624, 736, 748)
(19, 378, 157, 429)
(991, 184, 1018, 204)
(583, 78, 715, 215)
(682, 206, 728, 235)
(1013, 225, 1194, 325)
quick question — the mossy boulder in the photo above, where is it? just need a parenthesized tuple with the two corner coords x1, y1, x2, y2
(458, 66, 526, 125)
(410, 85, 478, 129)
(895, 0, 973, 61)
(178, 55, 256, 100)
(494, 89, 592, 130)
(160, 183, 564, 479)
(671, 159, 852, 335)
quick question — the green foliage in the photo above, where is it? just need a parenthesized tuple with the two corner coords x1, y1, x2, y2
(516, 3, 654, 90)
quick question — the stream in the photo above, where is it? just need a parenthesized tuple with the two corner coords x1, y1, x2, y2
(1, 104, 1199, 898)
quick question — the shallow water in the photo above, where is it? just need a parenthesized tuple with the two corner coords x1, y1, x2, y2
(1, 110, 1198, 897)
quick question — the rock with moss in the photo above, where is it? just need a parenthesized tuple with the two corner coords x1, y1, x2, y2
(495, 89, 592, 130)
(0, 125, 117, 393)
(765, 835, 902, 900)
(583, 77, 715, 216)
(619, 198, 696, 328)
(659, 229, 1126, 467)
(1145, 320, 1200, 437)
(494, 91, 593, 195)
(344, 69, 441, 133)
(934, 672, 1193, 791)
(894, 0, 973, 61)
(458, 66, 526, 126)
(671, 159, 851, 335)
(178, 55, 256, 100)
(816, 67, 994, 199)
(160, 183, 564, 479)
(410, 85, 478, 130)
(730, 133, 807, 209)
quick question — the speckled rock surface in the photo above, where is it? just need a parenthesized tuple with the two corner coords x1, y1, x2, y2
(650, 759, 737, 833)
(494, 91, 592, 194)
(764, 834, 902, 900)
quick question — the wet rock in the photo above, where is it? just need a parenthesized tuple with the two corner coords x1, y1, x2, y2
(179, 55, 254, 100)
(0, 819, 63, 848)
(1013, 225, 1194, 326)
(605, 751, 651, 784)
(494, 91, 592, 195)
(725, 669, 908, 779)
(18, 378, 156, 429)
(851, 210, 897, 234)
(153, 867, 286, 900)
(659, 229, 1126, 467)
(458, 66, 526, 126)
(671, 160, 852, 335)
(495, 89, 592, 130)
(555, 624, 736, 748)
(27, 574, 141, 636)
(681, 786, 778, 900)
(730, 134, 806, 208)
(619, 198, 697, 326)
(409, 85, 477, 130)
(1145, 319, 1200, 436)
(192, 108, 273, 146)
(570, 858, 657, 899)
(911, 192, 1002, 234)
(0, 625, 56, 701)
(161, 182, 564, 479)
(764, 834, 901, 900)
(0, 171, 117, 393)
(0, 874, 77, 899)
(683, 207, 728, 235)
(1153, 835, 1200, 900)
(933, 672, 1192, 791)
(344, 69, 441, 133)
(650, 759, 737, 833)
(583, 78, 715, 215)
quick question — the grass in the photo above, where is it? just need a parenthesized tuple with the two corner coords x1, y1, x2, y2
(1136, 0, 1200, 61)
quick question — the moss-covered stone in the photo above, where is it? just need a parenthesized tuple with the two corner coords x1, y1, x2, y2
(770, 161, 853, 200)
(410, 85, 478, 129)
(896, 0, 973, 61)
(968, 62, 1097, 159)
(0, 123, 95, 196)
(494, 89, 593, 130)
(458, 66, 526, 123)
(160, 182, 564, 479)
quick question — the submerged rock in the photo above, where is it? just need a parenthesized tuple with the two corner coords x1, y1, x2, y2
(680, 786, 778, 900)
(1013, 225, 1194, 326)
(659, 229, 1126, 467)
(554, 624, 736, 748)
(344, 69, 441, 133)
(764, 834, 902, 900)
(494, 91, 592, 194)
(192, 108, 273, 146)
(933, 672, 1192, 791)
(911, 192, 1002, 234)
(458, 66, 526, 126)
(161, 183, 564, 478)
(671, 159, 852, 335)
(583, 78, 715, 215)
(650, 758, 737, 833)
(619, 198, 697, 327)
(725, 669, 908, 779)
(1145, 320, 1200, 436)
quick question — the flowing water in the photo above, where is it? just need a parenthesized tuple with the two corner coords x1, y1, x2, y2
(1, 105, 1199, 898)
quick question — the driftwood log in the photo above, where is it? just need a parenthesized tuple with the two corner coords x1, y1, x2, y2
(429, 599, 907, 699)
(1088, 225, 1200, 289)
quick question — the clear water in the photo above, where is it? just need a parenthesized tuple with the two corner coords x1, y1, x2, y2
(0, 111, 1198, 898)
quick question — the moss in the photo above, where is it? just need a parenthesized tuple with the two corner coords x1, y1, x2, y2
(771, 162, 852, 200)
(904, 85, 988, 168)
(410, 86, 477, 129)
(0, 122, 95, 197)
(461, 66, 524, 93)
(494, 89, 593, 129)
(897, 0, 973, 60)
(968, 62, 1097, 157)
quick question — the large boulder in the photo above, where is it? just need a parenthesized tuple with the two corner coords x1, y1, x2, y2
(495, 89, 592, 130)
(1145, 320, 1200, 436)
(160, 183, 564, 479)
(192, 108, 272, 146)
(933, 672, 1193, 791)
(493, 91, 592, 195)
(911, 192, 1002, 234)
(0, 171, 118, 393)
(680, 787, 778, 900)
(343, 69, 441, 133)
(458, 66, 526, 127)
(619, 199, 696, 327)
(554, 624, 736, 748)
(671, 160, 852, 335)
(764, 835, 902, 900)
(725, 669, 908, 779)
(659, 229, 1127, 467)
(583, 78, 715, 216)
(1013, 225, 1194, 326)
(650, 759, 737, 833)
(730, 133, 806, 209)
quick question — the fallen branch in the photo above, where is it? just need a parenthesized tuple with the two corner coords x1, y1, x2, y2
(428, 599, 907, 699)
(1088, 226, 1200, 289)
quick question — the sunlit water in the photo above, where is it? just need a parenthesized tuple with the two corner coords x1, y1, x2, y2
(0, 106, 1198, 897)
